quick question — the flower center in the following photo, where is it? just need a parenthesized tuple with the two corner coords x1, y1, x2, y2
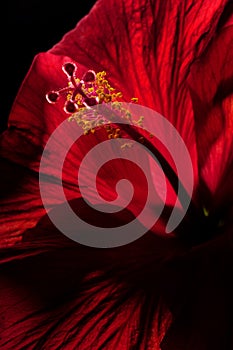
(46, 62, 126, 113)
(46, 63, 196, 220)
(46, 62, 142, 139)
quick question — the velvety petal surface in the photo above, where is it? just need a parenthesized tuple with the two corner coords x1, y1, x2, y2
(0, 213, 177, 350)
(0, 0, 232, 349)
(1, 0, 230, 246)
(188, 15, 233, 207)
(50, 0, 230, 184)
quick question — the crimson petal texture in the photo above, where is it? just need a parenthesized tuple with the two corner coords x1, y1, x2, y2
(0, 0, 229, 245)
(0, 0, 232, 349)
(50, 0, 229, 182)
(188, 23, 233, 198)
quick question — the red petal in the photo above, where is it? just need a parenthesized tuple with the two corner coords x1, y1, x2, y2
(0, 1, 232, 349)
(1, 0, 229, 247)
(0, 211, 178, 349)
(4, 0, 229, 183)
(0, 54, 88, 246)
(188, 18, 233, 201)
(50, 0, 229, 183)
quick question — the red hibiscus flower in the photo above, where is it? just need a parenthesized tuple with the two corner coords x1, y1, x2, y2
(0, 0, 232, 349)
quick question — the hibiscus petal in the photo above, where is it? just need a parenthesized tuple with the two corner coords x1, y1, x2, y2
(187, 15, 233, 204)
(1, 0, 229, 246)
(0, 211, 179, 349)
(0, 55, 90, 245)
(50, 0, 229, 179)
(0, 1, 232, 349)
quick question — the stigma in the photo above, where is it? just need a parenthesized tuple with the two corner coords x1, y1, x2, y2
(46, 62, 145, 142)
(46, 62, 124, 114)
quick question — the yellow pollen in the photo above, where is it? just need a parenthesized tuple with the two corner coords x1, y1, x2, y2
(64, 68, 145, 145)
(203, 207, 209, 217)
(121, 142, 133, 150)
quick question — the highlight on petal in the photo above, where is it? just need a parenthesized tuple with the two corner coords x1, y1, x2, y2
(50, 0, 229, 184)
(1, 0, 229, 248)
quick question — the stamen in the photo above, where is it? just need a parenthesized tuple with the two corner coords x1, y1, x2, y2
(46, 62, 145, 144)
(46, 64, 125, 114)
(45, 63, 197, 218)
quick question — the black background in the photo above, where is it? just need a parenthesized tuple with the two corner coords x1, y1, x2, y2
(2, 0, 97, 133)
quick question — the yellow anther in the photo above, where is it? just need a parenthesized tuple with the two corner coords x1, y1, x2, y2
(121, 142, 133, 149)
(64, 67, 142, 145)
(203, 207, 209, 217)
(116, 92, 123, 98)
(125, 111, 132, 120)
(104, 95, 112, 103)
